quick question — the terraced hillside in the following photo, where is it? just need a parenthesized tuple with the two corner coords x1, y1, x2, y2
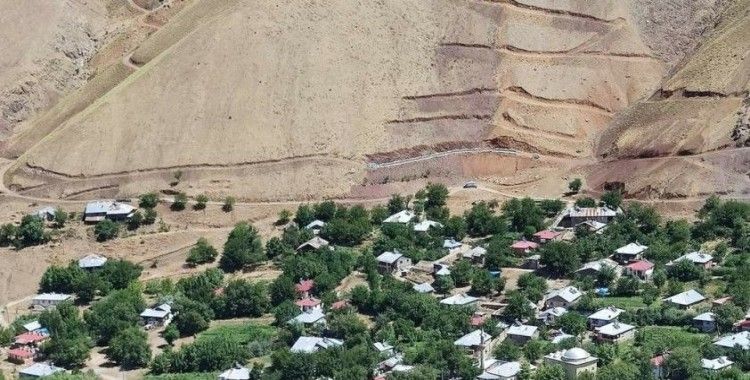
(1, 0, 746, 202)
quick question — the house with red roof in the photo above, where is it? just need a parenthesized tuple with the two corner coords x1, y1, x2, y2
(624, 260, 654, 281)
(7, 347, 36, 364)
(511, 240, 539, 255)
(295, 297, 322, 313)
(14, 331, 49, 346)
(295, 279, 314, 298)
(533, 230, 562, 244)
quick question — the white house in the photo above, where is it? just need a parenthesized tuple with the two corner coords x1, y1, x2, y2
(507, 323, 538, 344)
(413, 220, 442, 232)
(443, 238, 464, 253)
(693, 312, 717, 333)
(289, 308, 326, 326)
(83, 201, 136, 223)
(374, 342, 395, 356)
(714, 331, 750, 350)
(19, 363, 64, 379)
(587, 307, 625, 328)
(454, 330, 494, 360)
(304, 220, 326, 234)
(376, 251, 412, 275)
(78, 254, 108, 270)
(31, 294, 72, 309)
(140, 304, 173, 327)
(440, 294, 479, 309)
(575, 259, 621, 278)
(219, 364, 251, 380)
(296, 236, 330, 252)
(664, 289, 705, 309)
(478, 360, 525, 380)
(537, 307, 567, 325)
(22, 321, 42, 333)
(613, 242, 648, 263)
(544, 286, 582, 309)
(290, 336, 343, 353)
(595, 321, 636, 343)
(383, 210, 416, 224)
(462, 246, 487, 263)
(413, 282, 435, 294)
(667, 251, 714, 269)
(702, 356, 733, 371)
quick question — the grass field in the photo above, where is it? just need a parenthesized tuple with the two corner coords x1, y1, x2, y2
(593, 296, 649, 310)
(196, 321, 277, 345)
(637, 326, 711, 352)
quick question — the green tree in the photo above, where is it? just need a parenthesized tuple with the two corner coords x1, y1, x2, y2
(53, 208, 68, 228)
(276, 209, 292, 225)
(294, 204, 315, 227)
(494, 340, 522, 361)
(163, 324, 178, 346)
(94, 219, 119, 241)
(557, 312, 586, 337)
(568, 178, 582, 193)
(107, 327, 151, 368)
(265, 237, 294, 259)
(597, 361, 639, 380)
(600, 190, 623, 209)
(83, 287, 145, 345)
(171, 192, 188, 211)
(194, 194, 209, 210)
(370, 205, 390, 224)
(575, 197, 597, 207)
(101, 260, 143, 290)
(502, 198, 544, 232)
(16, 215, 47, 248)
(664, 347, 701, 380)
(503, 290, 535, 321)
(139, 193, 159, 209)
(219, 279, 269, 318)
(425, 183, 449, 209)
(443, 216, 467, 241)
(187, 238, 218, 266)
(220, 222, 265, 272)
(143, 208, 157, 225)
(222, 196, 236, 212)
(451, 260, 474, 287)
(517, 273, 548, 302)
(534, 364, 565, 380)
(539, 199, 565, 217)
(715, 304, 745, 333)
(433, 275, 454, 294)
(175, 310, 209, 336)
(470, 270, 495, 296)
(127, 211, 143, 230)
(667, 259, 702, 282)
(539, 241, 581, 277)
(464, 201, 506, 237)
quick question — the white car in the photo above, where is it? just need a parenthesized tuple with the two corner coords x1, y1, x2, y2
(463, 181, 477, 189)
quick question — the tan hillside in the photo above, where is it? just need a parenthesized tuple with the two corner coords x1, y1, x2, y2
(1, 0, 746, 202)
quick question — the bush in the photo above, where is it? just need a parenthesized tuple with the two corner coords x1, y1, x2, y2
(222, 196, 235, 212)
(139, 193, 159, 209)
(143, 208, 158, 225)
(127, 211, 143, 230)
(186, 238, 218, 266)
(575, 197, 597, 207)
(568, 178, 582, 193)
(53, 208, 68, 228)
(94, 219, 119, 241)
(16, 215, 47, 248)
(171, 193, 188, 211)
(600, 190, 623, 209)
(219, 222, 265, 272)
(276, 210, 292, 226)
(193, 194, 209, 211)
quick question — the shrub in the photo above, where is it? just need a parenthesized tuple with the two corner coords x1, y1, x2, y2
(139, 193, 159, 209)
(186, 238, 218, 266)
(171, 193, 188, 211)
(193, 194, 209, 211)
(143, 208, 158, 225)
(568, 178, 582, 193)
(94, 219, 119, 241)
(222, 197, 235, 212)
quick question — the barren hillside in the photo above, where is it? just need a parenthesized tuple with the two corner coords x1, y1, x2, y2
(1, 0, 746, 202)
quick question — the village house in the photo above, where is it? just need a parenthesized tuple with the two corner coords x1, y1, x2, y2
(714, 331, 750, 350)
(83, 201, 136, 223)
(31, 293, 72, 309)
(295, 279, 314, 298)
(533, 229, 562, 244)
(295, 297, 322, 313)
(291, 336, 343, 353)
(78, 254, 108, 270)
(140, 304, 173, 327)
(289, 307, 326, 327)
(218, 364, 251, 380)
(443, 238, 464, 254)
(701, 357, 734, 372)
(664, 289, 706, 309)
(550, 330, 575, 344)
(477, 360, 524, 380)
(8, 329, 50, 364)
(595, 321, 636, 343)
(506, 323, 538, 344)
(22, 321, 42, 333)
(613, 242, 648, 264)
(587, 306, 625, 329)
(296, 236, 330, 252)
(510, 240, 539, 255)
(434, 262, 451, 276)
(575, 220, 608, 234)
(383, 210, 416, 224)
(413, 220, 442, 232)
(559, 206, 618, 228)
(304, 219, 326, 234)
(462, 246, 487, 264)
(667, 251, 715, 269)
(19, 362, 65, 379)
(454, 330, 495, 362)
(624, 260, 654, 281)
(575, 258, 621, 278)
(412, 282, 434, 294)
(544, 286, 582, 309)
(544, 348, 598, 379)
(537, 307, 567, 325)
(376, 251, 412, 276)
(693, 312, 717, 333)
(524, 255, 541, 270)
(440, 293, 479, 309)
(374, 342, 395, 357)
